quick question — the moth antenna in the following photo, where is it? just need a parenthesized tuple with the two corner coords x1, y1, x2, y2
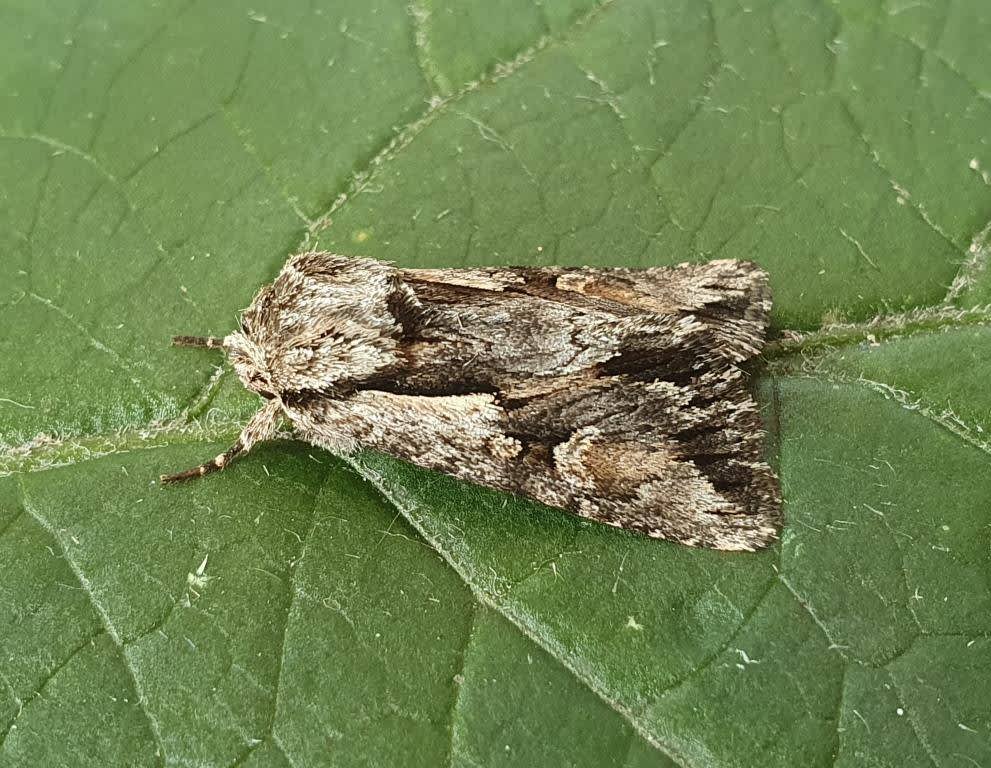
(159, 399, 283, 485)
(172, 335, 225, 349)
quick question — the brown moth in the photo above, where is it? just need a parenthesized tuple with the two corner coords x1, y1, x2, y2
(163, 252, 781, 550)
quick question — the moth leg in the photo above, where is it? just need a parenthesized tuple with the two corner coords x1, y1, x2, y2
(159, 440, 247, 483)
(171, 335, 225, 349)
(159, 399, 283, 484)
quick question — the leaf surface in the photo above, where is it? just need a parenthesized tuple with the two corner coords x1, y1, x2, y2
(1, 1, 990, 766)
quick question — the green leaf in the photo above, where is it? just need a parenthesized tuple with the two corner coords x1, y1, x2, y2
(1, 1, 989, 766)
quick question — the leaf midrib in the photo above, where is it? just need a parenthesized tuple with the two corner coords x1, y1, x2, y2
(2, 313, 988, 475)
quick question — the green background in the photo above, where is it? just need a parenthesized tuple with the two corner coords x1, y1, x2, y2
(1, 0, 990, 765)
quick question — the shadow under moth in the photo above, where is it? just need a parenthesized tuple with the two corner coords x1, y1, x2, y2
(163, 252, 781, 550)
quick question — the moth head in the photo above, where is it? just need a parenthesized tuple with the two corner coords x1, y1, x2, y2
(225, 252, 409, 398)
(224, 330, 279, 399)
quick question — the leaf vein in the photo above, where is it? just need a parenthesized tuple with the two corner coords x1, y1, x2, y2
(810, 372, 991, 458)
(443, 602, 478, 768)
(237, 472, 329, 768)
(347, 455, 697, 768)
(303, 0, 620, 242)
(650, 576, 778, 697)
(18, 483, 168, 766)
(0, 629, 105, 748)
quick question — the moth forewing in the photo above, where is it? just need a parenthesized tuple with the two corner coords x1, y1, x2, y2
(163, 252, 780, 551)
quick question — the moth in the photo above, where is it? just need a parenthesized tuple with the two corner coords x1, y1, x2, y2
(163, 252, 781, 550)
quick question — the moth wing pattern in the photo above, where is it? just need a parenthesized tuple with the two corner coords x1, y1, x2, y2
(404, 260, 771, 364)
(263, 254, 781, 551)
